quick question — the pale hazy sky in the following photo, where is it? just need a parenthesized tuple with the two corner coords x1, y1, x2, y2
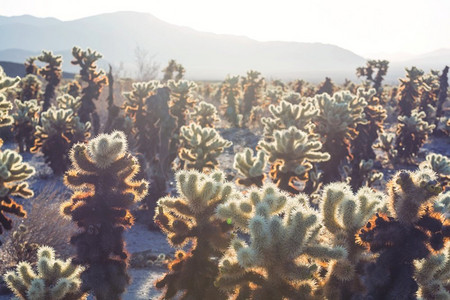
(2, 0, 450, 57)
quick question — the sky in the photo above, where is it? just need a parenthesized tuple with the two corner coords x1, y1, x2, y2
(2, 0, 450, 57)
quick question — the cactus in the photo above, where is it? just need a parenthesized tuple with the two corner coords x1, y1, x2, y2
(162, 59, 184, 82)
(349, 88, 386, 190)
(17, 74, 42, 102)
(3, 245, 87, 300)
(0, 143, 35, 242)
(282, 91, 302, 104)
(179, 123, 232, 172)
(71, 47, 108, 135)
(358, 169, 450, 299)
(313, 91, 367, 184)
(57, 94, 81, 112)
(317, 77, 335, 96)
(13, 99, 40, 153)
(0, 66, 20, 92)
(419, 71, 440, 124)
(64, 81, 82, 99)
(398, 67, 424, 117)
(220, 75, 242, 128)
(373, 132, 398, 163)
(37, 51, 62, 111)
(233, 148, 267, 187)
(258, 126, 330, 194)
(60, 131, 148, 300)
(189, 100, 219, 128)
(24, 57, 38, 75)
(168, 80, 197, 133)
(420, 153, 450, 188)
(154, 170, 235, 299)
(319, 183, 385, 299)
(0, 94, 13, 128)
(261, 99, 318, 137)
(415, 244, 450, 299)
(356, 60, 389, 95)
(32, 108, 91, 175)
(216, 184, 346, 299)
(435, 66, 449, 134)
(264, 87, 283, 106)
(395, 110, 435, 164)
(241, 70, 264, 125)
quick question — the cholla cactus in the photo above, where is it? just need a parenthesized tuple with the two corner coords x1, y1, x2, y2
(168, 80, 197, 132)
(162, 59, 184, 82)
(358, 169, 449, 299)
(259, 126, 330, 194)
(313, 91, 367, 184)
(13, 99, 40, 152)
(435, 66, 449, 133)
(419, 71, 440, 124)
(264, 87, 283, 106)
(261, 100, 318, 137)
(233, 148, 267, 187)
(122, 80, 158, 156)
(395, 110, 435, 163)
(61, 131, 148, 300)
(57, 94, 81, 112)
(37, 51, 62, 111)
(356, 60, 389, 95)
(398, 67, 424, 117)
(0, 145, 35, 240)
(317, 77, 335, 95)
(154, 170, 235, 299)
(179, 123, 232, 172)
(415, 245, 450, 299)
(0, 94, 13, 127)
(434, 192, 450, 215)
(221, 75, 242, 128)
(32, 108, 90, 175)
(17, 74, 42, 102)
(71, 47, 108, 135)
(216, 184, 346, 299)
(320, 183, 385, 299)
(0, 66, 20, 91)
(64, 81, 82, 98)
(420, 153, 450, 188)
(282, 91, 302, 104)
(3, 245, 87, 300)
(241, 70, 264, 125)
(373, 132, 398, 163)
(189, 100, 219, 127)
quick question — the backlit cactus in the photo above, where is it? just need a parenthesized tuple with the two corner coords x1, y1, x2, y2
(220, 75, 242, 128)
(154, 170, 235, 299)
(241, 70, 264, 125)
(37, 51, 62, 111)
(259, 126, 330, 193)
(4, 245, 87, 300)
(398, 67, 424, 117)
(320, 183, 385, 299)
(233, 148, 267, 187)
(32, 108, 90, 175)
(420, 153, 450, 188)
(71, 46, 108, 135)
(216, 184, 346, 299)
(179, 123, 232, 172)
(13, 99, 40, 152)
(358, 169, 449, 299)
(0, 94, 13, 127)
(189, 100, 219, 128)
(356, 60, 389, 95)
(17, 74, 42, 102)
(61, 131, 148, 300)
(57, 94, 81, 112)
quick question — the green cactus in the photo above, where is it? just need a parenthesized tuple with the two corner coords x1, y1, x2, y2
(395, 110, 435, 163)
(32, 108, 91, 175)
(220, 75, 242, 128)
(154, 170, 235, 299)
(57, 94, 81, 113)
(13, 99, 40, 152)
(259, 126, 329, 194)
(319, 183, 385, 299)
(37, 51, 62, 111)
(4, 245, 87, 300)
(233, 148, 267, 187)
(313, 91, 367, 184)
(71, 47, 108, 135)
(261, 99, 318, 137)
(0, 94, 13, 128)
(0, 66, 20, 92)
(61, 131, 148, 300)
(216, 184, 346, 299)
(189, 100, 219, 128)
(179, 123, 232, 172)
(241, 70, 264, 125)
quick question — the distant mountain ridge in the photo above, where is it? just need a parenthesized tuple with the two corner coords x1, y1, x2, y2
(0, 12, 448, 82)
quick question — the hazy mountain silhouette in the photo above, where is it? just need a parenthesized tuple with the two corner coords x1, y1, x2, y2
(0, 12, 448, 82)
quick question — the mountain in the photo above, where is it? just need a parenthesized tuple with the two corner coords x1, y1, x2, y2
(0, 61, 75, 78)
(0, 12, 366, 81)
